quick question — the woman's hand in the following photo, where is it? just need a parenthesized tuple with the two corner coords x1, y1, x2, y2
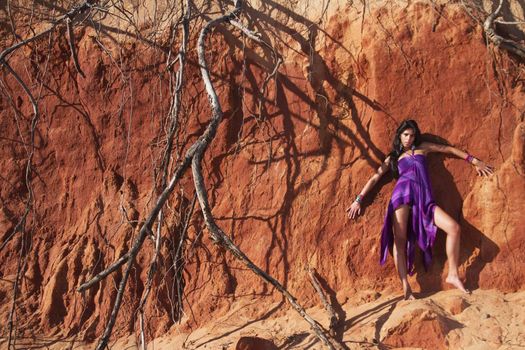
(473, 159, 494, 177)
(346, 201, 361, 220)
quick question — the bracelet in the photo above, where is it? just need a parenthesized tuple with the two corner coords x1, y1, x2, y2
(465, 154, 474, 163)
(355, 194, 363, 204)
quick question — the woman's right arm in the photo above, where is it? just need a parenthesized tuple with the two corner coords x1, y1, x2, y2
(346, 156, 391, 220)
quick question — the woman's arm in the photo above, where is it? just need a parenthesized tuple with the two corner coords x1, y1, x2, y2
(421, 142, 494, 176)
(346, 157, 391, 219)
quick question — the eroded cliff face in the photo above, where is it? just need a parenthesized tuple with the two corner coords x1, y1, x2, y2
(0, 0, 524, 344)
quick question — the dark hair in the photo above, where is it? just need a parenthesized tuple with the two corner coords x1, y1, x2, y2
(389, 119, 422, 178)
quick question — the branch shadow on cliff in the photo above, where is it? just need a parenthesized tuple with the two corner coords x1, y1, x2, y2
(344, 296, 402, 348)
(293, 295, 403, 349)
(244, 0, 389, 165)
(198, 0, 395, 296)
(413, 134, 499, 294)
(0, 0, 393, 345)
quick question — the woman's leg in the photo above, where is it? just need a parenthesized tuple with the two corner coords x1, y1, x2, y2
(392, 205, 414, 300)
(433, 206, 470, 293)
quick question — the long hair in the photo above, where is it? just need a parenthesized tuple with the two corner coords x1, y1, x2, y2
(389, 119, 422, 178)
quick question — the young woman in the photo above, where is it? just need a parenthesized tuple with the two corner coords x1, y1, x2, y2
(347, 120, 494, 300)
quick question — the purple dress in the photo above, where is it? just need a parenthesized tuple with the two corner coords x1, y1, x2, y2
(380, 152, 437, 275)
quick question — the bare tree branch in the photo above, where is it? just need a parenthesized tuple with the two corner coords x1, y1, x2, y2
(83, 1, 190, 331)
(77, 252, 131, 292)
(0, 1, 95, 64)
(138, 1, 192, 340)
(95, 248, 135, 350)
(1, 0, 359, 348)
(495, 19, 525, 25)
(172, 193, 196, 322)
(156, 0, 191, 228)
(190, 1, 340, 348)
(66, 18, 85, 77)
(308, 267, 338, 336)
(80, 143, 198, 348)
(484, 0, 525, 59)
(192, 154, 338, 349)
(78, 153, 193, 285)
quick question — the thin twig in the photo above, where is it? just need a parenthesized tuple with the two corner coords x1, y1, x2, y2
(7, 237, 27, 350)
(172, 193, 197, 322)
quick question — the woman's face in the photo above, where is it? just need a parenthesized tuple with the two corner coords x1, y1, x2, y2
(399, 128, 415, 150)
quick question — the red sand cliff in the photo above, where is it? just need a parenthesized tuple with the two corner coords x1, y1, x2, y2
(0, 0, 524, 348)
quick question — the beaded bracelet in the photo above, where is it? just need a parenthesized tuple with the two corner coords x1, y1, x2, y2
(355, 194, 363, 204)
(465, 154, 474, 163)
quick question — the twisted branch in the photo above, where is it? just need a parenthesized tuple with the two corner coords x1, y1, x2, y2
(77, 2, 340, 348)
(191, 1, 339, 348)
(483, 0, 525, 59)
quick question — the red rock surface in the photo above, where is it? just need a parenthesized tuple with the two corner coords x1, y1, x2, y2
(0, 0, 524, 347)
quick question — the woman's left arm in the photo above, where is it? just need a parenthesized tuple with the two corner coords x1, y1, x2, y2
(421, 142, 494, 176)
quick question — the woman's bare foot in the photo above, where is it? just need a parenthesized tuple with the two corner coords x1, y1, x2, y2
(446, 275, 471, 294)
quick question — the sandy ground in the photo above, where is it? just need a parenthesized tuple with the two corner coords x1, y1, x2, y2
(3, 288, 524, 349)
